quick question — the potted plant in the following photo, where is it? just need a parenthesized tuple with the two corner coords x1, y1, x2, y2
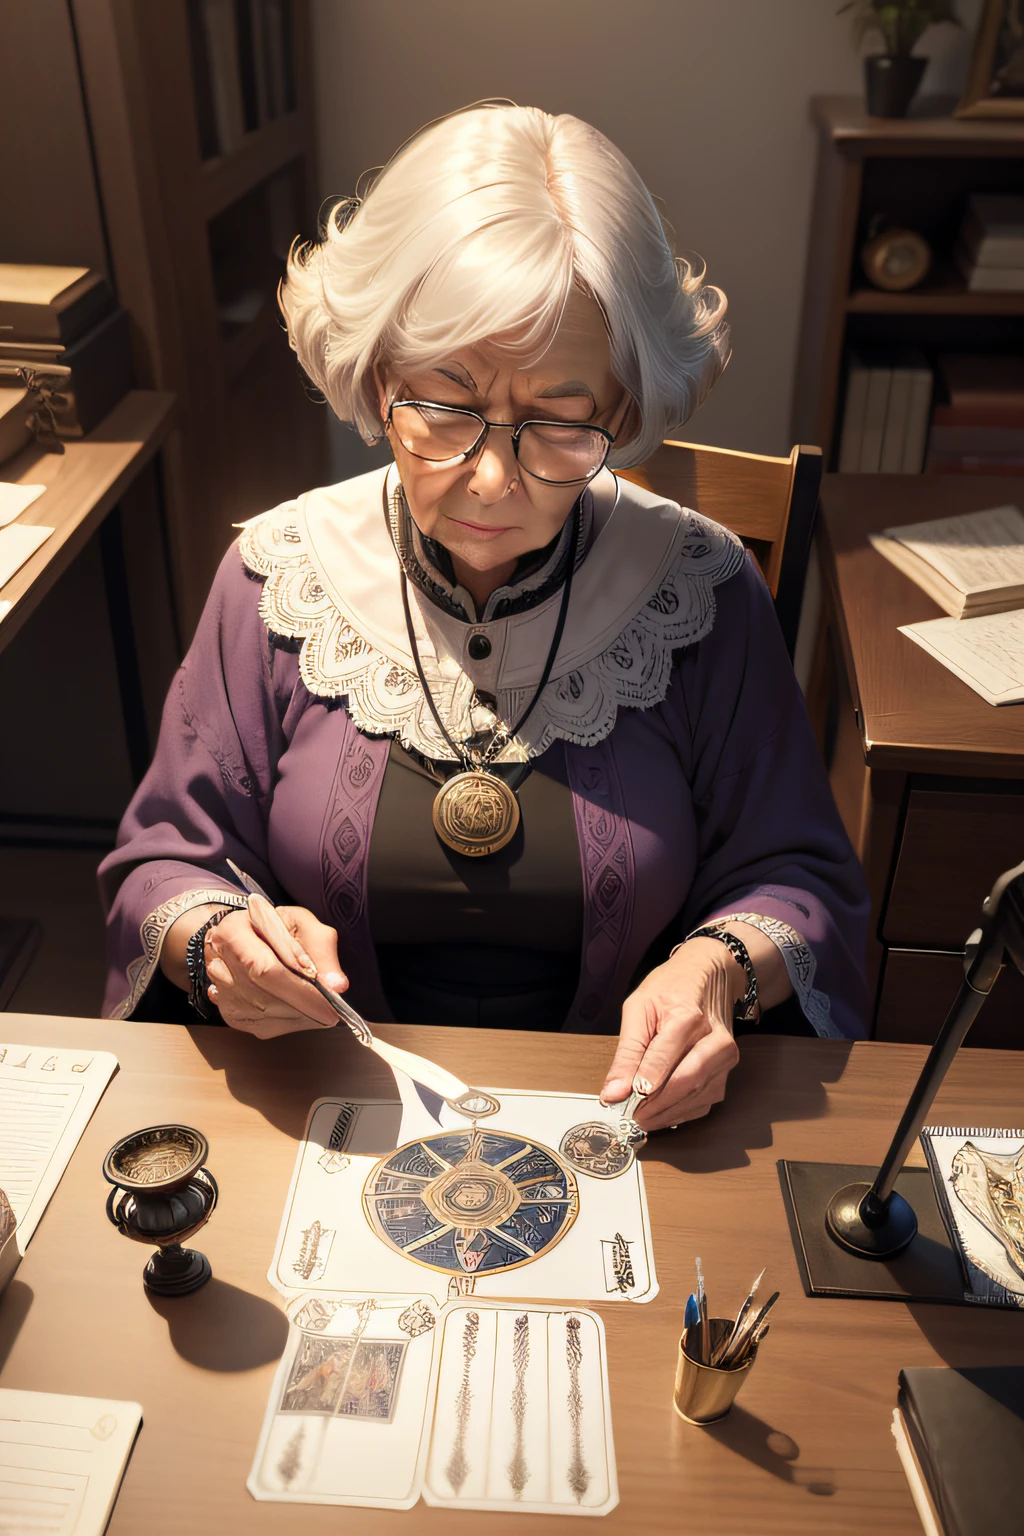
(837, 0, 962, 117)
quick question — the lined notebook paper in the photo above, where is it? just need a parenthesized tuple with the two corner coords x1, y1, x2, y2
(0, 1391, 140, 1536)
(0, 1045, 117, 1268)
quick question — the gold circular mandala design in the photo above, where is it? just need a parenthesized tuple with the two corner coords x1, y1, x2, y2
(432, 769, 520, 857)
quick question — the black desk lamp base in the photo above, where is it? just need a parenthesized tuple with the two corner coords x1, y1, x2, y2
(779, 1160, 967, 1303)
(825, 1182, 917, 1257)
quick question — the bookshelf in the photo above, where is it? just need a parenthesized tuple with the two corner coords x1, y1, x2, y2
(792, 96, 1024, 471)
(68, 0, 329, 635)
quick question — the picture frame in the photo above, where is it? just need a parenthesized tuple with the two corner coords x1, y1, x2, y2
(955, 0, 1024, 117)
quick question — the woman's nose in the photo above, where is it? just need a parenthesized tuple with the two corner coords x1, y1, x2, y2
(465, 428, 518, 502)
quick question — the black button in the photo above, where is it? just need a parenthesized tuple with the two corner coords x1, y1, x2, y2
(467, 633, 492, 661)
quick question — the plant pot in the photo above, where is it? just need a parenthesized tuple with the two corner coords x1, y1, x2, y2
(864, 54, 927, 118)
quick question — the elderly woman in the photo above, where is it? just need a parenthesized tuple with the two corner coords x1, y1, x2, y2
(100, 104, 868, 1130)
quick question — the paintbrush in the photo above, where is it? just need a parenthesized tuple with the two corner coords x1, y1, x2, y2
(684, 1293, 700, 1333)
(711, 1266, 765, 1367)
(694, 1256, 709, 1365)
(721, 1290, 779, 1369)
(225, 860, 495, 1118)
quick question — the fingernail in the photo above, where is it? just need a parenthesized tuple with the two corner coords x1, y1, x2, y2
(323, 971, 346, 991)
(296, 949, 318, 978)
(207, 984, 219, 1000)
(599, 1078, 629, 1105)
(633, 1074, 654, 1097)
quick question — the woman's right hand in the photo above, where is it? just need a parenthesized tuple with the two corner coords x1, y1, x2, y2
(164, 904, 348, 1038)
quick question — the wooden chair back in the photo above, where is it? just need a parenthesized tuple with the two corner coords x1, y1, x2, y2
(618, 439, 823, 657)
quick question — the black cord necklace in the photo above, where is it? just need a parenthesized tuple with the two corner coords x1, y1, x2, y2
(399, 499, 582, 858)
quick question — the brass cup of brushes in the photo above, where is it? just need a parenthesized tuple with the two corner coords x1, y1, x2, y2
(673, 1319, 759, 1425)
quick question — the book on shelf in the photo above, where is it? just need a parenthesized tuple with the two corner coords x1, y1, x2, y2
(956, 195, 1024, 292)
(0, 265, 113, 346)
(837, 350, 932, 473)
(954, 244, 1024, 292)
(927, 356, 1024, 473)
(893, 1367, 1024, 1536)
(869, 503, 1024, 619)
(0, 308, 133, 438)
(188, 0, 294, 159)
(959, 193, 1024, 269)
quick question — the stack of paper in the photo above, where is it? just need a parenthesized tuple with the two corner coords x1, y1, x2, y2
(0, 1044, 118, 1289)
(0, 1391, 141, 1536)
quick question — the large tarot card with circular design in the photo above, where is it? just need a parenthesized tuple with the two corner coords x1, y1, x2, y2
(268, 1089, 657, 1304)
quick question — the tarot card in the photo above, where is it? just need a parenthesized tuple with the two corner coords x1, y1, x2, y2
(921, 1124, 1024, 1307)
(269, 1091, 658, 1305)
(247, 1291, 440, 1508)
(422, 1302, 618, 1515)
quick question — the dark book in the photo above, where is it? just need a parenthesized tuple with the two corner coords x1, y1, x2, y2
(0, 307, 133, 437)
(896, 1367, 1024, 1536)
(186, 0, 220, 159)
(939, 354, 1024, 411)
(0, 266, 113, 347)
(234, 0, 260, 133)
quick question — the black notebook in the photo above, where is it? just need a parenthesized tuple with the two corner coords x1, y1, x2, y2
(895, 1368, 1024, 1536)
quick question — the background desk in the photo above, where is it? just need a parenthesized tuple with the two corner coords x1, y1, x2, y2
(819, 473, 1024, 1047)
(1, 1016, 1022, 1535)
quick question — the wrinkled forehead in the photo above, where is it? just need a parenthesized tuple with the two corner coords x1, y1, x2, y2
(389, 287, 616, 395)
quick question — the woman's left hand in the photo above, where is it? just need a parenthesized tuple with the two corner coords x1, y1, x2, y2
(599, 938, 747, 1131)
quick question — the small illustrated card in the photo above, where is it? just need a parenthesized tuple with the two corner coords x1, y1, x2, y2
(248, 1294, 617, 1516)
(268, 1091, 657, 1306)
(422, 1302, 616, 1515)
(0, 1045, 118, 1289)
(248, 1292, 440, 1509)
(0, 1390, 141, 1536)
(921, 1125, 1024, 1307)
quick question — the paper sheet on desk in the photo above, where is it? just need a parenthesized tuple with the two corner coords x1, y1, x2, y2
(0, 523, 53, 587)
(0, 1045, 117, 1263)
(0, 1390, 141, 1536)
(0, 482, 45, 527)
(900, 609, 1024, 705)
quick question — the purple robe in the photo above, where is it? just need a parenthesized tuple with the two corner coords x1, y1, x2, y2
(99, 543, 869, 1036)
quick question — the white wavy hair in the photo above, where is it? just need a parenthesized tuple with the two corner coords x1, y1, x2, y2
(280, 103, 730, 468)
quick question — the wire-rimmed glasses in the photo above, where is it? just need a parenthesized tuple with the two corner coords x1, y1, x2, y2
(386, 399, 615, 485)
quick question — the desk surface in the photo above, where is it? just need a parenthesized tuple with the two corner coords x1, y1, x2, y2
(820, 473, 1024, 777)
(1, 1015, 1022, 1535)
(0, 390, 176, 653)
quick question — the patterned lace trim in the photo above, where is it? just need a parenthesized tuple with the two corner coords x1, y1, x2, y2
(238, 498, 745, 759)
(112, 887, 247, 1020)
(710, 912, 842, 1040)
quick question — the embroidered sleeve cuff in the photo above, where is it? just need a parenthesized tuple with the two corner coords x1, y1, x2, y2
(703, 911, 844, 1040)
(112, 887, 248, 1021)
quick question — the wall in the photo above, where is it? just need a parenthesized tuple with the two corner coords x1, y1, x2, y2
(310, 0, 982, 481)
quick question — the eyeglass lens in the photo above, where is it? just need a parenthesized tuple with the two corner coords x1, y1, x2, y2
(390, 402, 608, 483)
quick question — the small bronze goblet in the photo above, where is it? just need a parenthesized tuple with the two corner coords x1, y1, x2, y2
(103, 1124, 218, 1296)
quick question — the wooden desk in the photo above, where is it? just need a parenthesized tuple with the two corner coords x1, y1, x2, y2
(1, 1016, 1022, 1535)
(0, 391, 176, 655)
(820, 473, 1024, 1048)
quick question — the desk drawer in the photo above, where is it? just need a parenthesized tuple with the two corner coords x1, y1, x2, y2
(875, 948, 1024, 1049)
(883, 789, 1024, 948)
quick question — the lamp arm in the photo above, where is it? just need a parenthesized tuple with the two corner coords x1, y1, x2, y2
(863, 856, 1024, 1220)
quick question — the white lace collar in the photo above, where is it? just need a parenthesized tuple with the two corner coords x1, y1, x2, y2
(238, 463, 744, 760)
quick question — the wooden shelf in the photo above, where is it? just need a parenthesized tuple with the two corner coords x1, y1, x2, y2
(201, 111, 305, 221)
(0, 391, 176, 653)
(846, 281, 1024, 316)
(812, 94, 1024, 157)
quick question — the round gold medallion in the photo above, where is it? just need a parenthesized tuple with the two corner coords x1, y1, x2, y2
(432, 769, 520, 857)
